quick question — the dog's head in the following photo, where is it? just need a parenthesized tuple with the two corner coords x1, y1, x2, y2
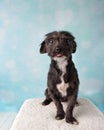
(40, 31, 77, 61)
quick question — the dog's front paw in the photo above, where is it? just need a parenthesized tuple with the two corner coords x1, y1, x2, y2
(55, 112, 65, 120)
(66, 116, 79, 125)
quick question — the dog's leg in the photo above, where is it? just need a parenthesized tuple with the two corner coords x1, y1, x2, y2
(66, 94, 78, 124)
(54, 99, 65, 120)
(42, 89, 52, 105)
(50, 94, 65, 120)
(66, 98, 78, 124)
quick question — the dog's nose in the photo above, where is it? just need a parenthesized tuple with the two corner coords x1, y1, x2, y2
(56, 47, 62, 53)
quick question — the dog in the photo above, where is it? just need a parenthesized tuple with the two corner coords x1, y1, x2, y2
(40, 31, 79, 124)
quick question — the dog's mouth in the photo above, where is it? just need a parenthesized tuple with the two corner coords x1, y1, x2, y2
(56, 53, 64, 58)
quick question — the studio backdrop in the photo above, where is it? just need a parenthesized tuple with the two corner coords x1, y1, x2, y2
(0, 0, 104, 111)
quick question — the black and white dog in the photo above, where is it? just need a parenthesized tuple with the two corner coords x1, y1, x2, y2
(40, 31, 79, 124)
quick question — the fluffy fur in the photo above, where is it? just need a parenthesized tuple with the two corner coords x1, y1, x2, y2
(40, 31, 79, 124)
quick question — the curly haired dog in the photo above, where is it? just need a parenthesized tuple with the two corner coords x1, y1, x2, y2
(40, 31, 79, 124)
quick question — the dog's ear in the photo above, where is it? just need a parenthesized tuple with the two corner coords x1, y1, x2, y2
(72, 41, 77, 53)
(40, 41, 47, 54)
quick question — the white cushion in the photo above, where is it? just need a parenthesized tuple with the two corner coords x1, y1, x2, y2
(10, 98, 104, 130)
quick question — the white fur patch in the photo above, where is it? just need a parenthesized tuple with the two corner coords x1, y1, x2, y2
(57, 76, 69, 97)
(54, 56, 69, 97)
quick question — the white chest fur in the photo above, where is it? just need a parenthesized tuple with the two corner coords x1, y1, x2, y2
(57, 76, 69, 97)
(56, 59, 69, 97)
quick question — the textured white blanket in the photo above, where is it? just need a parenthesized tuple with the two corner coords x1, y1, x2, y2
(11, 98, 104, 130)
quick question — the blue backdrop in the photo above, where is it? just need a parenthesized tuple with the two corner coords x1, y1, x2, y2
(0, 0, 104, 112)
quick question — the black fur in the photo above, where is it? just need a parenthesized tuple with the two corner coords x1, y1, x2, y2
(40, 31, 79, 124)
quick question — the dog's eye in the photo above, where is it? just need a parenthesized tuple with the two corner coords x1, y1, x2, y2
(47, 39, 54, 45)
(64, 39, 70, 45)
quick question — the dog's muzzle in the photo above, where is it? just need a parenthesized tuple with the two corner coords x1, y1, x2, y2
(55, 47, 64, 57)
